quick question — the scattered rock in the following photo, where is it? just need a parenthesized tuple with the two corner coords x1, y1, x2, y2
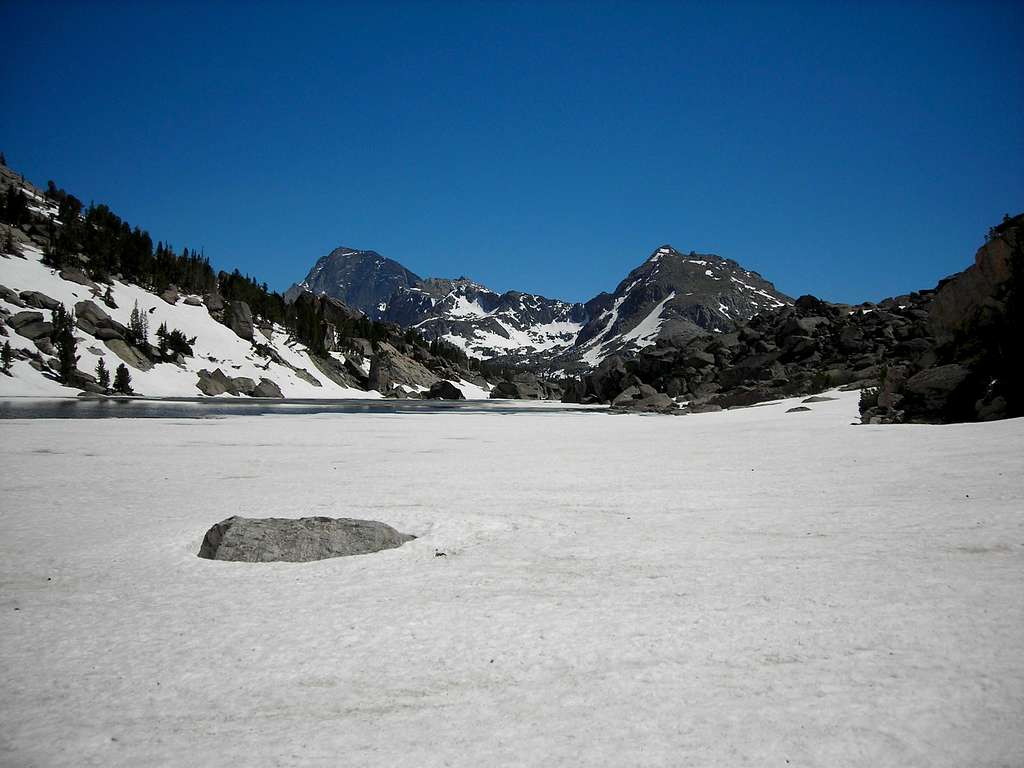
(802, 395, 837, 403)
(183, 296, 203, 306)
(786, 406, 812, 413)
(159, 287, 179, 305)
(197, 516, 415, 562)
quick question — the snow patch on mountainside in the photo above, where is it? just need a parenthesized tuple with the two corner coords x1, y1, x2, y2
(621, 291, 676, 347)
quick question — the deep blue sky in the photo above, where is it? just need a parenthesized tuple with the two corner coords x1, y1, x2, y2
(2, 1, 1022, 303)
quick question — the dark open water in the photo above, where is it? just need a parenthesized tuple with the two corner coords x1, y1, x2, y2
(0, 397, 599, 419)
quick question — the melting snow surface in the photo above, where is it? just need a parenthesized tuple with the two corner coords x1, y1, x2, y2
(1, 391, 1022, 766)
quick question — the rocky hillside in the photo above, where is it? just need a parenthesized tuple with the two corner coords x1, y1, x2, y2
(0, 163, 493, 400)
(565, 214, 1023, 424)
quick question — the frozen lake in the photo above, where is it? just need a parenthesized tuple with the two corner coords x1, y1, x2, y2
(1, 389, 1022, 767)
(0, 396, 598, 420)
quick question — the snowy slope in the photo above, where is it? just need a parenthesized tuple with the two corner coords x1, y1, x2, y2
(0, 246, 488, 399)
(1, 391, 1022, 766)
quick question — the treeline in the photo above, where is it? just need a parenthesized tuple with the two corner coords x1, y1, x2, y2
(2, 168, 536, 381)
(2, 172, 471, 364)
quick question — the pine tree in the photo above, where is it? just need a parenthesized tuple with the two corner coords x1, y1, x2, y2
(0, 152, 6, 166)
(52, 305, 79, 385)
(1, 340, 12, 374)
(2, 226, 19, 256)
(113, 363, 133, 395)
(128, 301, 149, 346)
(95, 358, 110, 392)
(156, 321, 169, 354)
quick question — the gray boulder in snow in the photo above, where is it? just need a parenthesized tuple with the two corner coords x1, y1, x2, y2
(8, 310, 43, 329)
(0, 284, 26, 307)
(253, 378, 284, 398)
(196, 369, 229, 396)
(609, 391, 677, 414)
(59, 267, 97, 289)
(197, 515, 415, 562)
(13, 318, 54, 341)
(104, 339, 153, 371)
(225, 300, 254, 341)
(18, 291, 61, 311)
(94, 327, 124, 341)
(203, 293, 225, 314)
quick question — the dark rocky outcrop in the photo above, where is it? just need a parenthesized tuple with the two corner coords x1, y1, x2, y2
(224, 300, 254, 341)
(488, 373, 560, 400)
(368, 341, 439, 393)
(195, 368, 276, 397)
(609, 385, 678, 414)
(253, 378, 284, 398)
(197, 515, 415, 562)
(426, 380, 465, 400)
(565, 212, 1022, 424)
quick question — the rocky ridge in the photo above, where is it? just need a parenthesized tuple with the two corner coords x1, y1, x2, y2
(287, 243, 790, 371)
(564, 214, 1023, 424)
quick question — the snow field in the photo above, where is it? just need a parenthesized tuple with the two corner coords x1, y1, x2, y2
(0, 390, 1021, 766)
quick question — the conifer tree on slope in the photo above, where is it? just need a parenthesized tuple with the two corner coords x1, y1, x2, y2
(95, 358, 111, 392)
(1, 340, 12, 375)
(113, 363, 133, 395)
(52, 305, 79, 385)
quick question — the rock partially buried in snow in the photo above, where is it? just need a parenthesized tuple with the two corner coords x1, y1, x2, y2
(786, 406, 812, 413)
(104, 338, 154, 371)
(197, 516, 416, 562)
(426, 380, 465, 400)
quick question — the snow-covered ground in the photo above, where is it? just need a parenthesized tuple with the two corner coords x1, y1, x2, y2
(1, 390, 1022, 767)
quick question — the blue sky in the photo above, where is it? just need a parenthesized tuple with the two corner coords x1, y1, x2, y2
(2, 1, 1022, 304)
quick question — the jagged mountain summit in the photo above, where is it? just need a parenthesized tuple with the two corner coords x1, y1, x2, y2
(384, 278, 588, 365)
(285, 247, 421, 320)
(567, 246, 791, 366)
(288, 246, 588, 366)
(287, 243, 790, 369)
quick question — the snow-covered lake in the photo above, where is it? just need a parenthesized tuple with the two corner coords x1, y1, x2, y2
(1, 390, 1022, 767)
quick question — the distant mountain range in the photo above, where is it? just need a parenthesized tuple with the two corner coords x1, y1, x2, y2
(287, 245, 791, 369)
